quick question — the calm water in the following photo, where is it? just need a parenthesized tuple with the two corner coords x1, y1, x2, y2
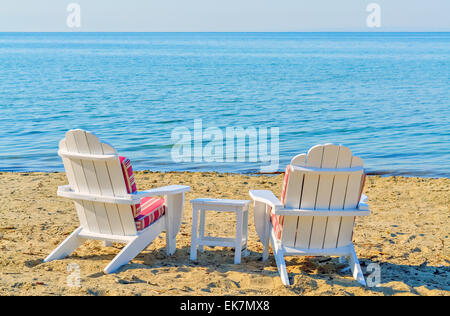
(0, 32, 449, 176)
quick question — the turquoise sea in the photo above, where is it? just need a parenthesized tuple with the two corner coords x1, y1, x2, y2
(0, 32, 449, 176)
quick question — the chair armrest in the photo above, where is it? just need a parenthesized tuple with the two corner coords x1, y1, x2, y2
(57, 185, 190, 204)
(358, 194, 369, 211)
(273, 194, 370, 216)
(57, 185, 140, 205)
(131, 185, 190, 199)
(250, 190, 281, 244)
(273, 208, 370, 217)
(249, 190, 283, 211)
(360, 194, 368, 203)
(58, 184, 71, 192)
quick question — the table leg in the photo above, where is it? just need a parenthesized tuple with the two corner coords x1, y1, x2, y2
(242, 206, 249, 257)
(190, 206, 199, 261)
(234, 208, 244, 264)
(199, 209, 205, 252)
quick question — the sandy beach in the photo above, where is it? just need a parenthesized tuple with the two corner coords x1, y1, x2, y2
(0, 171, 448, 296)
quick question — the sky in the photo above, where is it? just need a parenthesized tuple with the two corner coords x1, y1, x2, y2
(0, 0, 449, 32)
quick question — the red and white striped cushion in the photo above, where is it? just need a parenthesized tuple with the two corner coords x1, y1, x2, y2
(270, 165, 291, 240)
(119, 156, 140, 217)
(119, 156, 165, 231)
(135, 197, 166, 231)
(119, 157, 138, 193)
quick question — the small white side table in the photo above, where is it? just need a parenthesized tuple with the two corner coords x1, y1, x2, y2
(190, 198, 251, 264)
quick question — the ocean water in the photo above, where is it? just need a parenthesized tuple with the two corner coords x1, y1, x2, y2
(0, 32, 449, 177)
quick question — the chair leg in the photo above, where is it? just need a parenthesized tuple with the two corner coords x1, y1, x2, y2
(165, 211, 176, 256)
(104, 219, 165, 274)
(104, 235, 150, 274)
(349, 244, 366, 286)
(164, 193, 184, 256)
(262, 236, 270, 262)
(44, 227, 85, 262)
(166, 236, 176, 256)
(270, 228, 290, 286)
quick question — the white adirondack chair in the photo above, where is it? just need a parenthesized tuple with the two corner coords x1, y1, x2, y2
(250, 144, 369, 286)
(44, 129, 190, 273)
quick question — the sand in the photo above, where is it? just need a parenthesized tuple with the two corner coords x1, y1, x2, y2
(0, 171, 448, 296)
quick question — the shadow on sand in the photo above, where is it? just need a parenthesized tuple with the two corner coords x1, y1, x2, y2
(32, 243, 449, 295)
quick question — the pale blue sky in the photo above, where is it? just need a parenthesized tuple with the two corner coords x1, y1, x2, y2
(1, 0, 449, 32)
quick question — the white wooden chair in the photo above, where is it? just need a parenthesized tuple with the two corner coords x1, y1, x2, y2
(44, 129, 190, 273)
(250, 144, 369, 286)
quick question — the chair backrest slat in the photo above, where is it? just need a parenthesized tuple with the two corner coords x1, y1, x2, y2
(337, 155, 364, 247)
(281, 154, 306, 247)
(59, 130, 137, 236)
(294, 145, 322, 248)
(59, 137, 90, 229)
(323, 145, 353, 248)
(281, 144, 365, 249)
(308, 144, 340, 248)
(85, 132, 125, 236)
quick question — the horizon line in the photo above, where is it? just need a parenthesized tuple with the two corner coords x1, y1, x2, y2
(2, 30, 450, 33)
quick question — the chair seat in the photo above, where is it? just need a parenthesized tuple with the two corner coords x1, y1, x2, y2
(135, 197, 166, 231)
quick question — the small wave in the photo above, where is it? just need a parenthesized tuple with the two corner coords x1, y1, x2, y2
(365, 169, 450, 178)
(157, 119, 185, 124)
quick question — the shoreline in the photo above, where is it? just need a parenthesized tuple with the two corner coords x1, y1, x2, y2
(1, 170, 449, 179)
(0, 171, 448, 295)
